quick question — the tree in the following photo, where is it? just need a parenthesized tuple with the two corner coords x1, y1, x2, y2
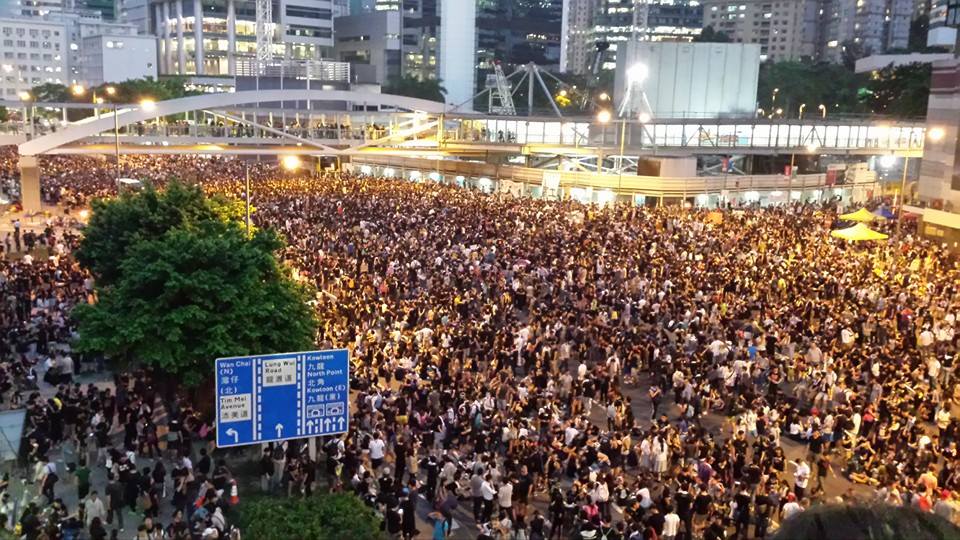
(757, 61, 868, 116)
(694, 26, 732, 43)
(30, 82, 70, 102)
(383, 76, 447, 102)
(73, 182, 317, 386)
(863, 62, 931, 117)
(236, 494, 385, 540)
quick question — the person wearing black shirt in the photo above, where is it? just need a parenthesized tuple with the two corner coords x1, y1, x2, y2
(753, 489, 774, 539)
(197, 448, 212, 479)
(675, 485, 693, 540)
(732, 484, 752, 539)
(693, 488, 712, 538)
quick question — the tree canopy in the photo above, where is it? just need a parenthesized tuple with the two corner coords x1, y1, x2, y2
(236, 494, 384, 540)
(383, 76, 447, 102)
(757, 60, 930, 118)
(73, 182, 316, 386)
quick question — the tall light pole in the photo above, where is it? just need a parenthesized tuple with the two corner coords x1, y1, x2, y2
(818, 104, 827, 118)
(896, 156, 909, 235)
(798, 103, 806, 120)
(18, 91, 32, 139)
(245, 163, 251, 238)
(771, 87, 779, 108)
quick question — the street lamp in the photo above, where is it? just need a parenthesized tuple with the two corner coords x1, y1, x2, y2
(627, 63, 649, 84)
(18, 91, 32, 139)
(928, 127, 945, 142)
(139, 98, 156, 111)
(596, 109, 612, 124)
(104, 85, 116, 96)
(756, 107, 765, 118)
(598, 92, 610, 101)
(798, 103, 806, 120)
(818, 104, 827, 118)
(281, 155, 302, 171)
(771, 87, 779, 107)
(774, 108, 783, 118)
(70, 84, 85, 96)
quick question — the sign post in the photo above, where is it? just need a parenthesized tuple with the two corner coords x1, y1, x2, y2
(215, 349, 350, 448)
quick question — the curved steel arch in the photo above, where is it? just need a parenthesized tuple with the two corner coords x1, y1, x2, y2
(19, 89, 450, 156)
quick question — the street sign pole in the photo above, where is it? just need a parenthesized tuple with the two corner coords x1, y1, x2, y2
(215, 349, 350, 448)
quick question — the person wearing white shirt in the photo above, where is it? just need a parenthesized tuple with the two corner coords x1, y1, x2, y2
(497, 480, 513, 511)
(368, 434, 386, 470)
(782, 494, 804, 521)
(662, 509, 680, 540)
(480, 476, 496, 522)
(793, 459, 811, 499)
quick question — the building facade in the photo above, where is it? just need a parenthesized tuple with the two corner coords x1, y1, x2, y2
(0, 17, 67, 98)
(700, 0, 818, 62)
(333, 9, 400, 84)
(80, 33, 157, 85)
(818, 0, 913, 62)
(560, 0, 703, 75)
(149, 0, 334, 76)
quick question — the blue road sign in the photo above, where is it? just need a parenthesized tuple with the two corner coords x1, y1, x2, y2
(215, 349, 350, 448)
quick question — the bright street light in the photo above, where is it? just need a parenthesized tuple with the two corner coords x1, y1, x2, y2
(71, 84, 85, 96)
(596, 109, 612, 124)
(627, 63, 648, 83)
(638, 112, 651, 123)
(818, 104, 827, 118)
(798, 103, 806, 120)
(806, 143, 819, 153)
(105, 86, 117, 96)
(18, 91, 31, 102)
(928, 127, 946, 142)
(139, 98, 156, 111)
(598, 92, 610, 101)
(281, 155, 302, 171)
(558, 89, 568, 97)
(879, 154, 896, 168)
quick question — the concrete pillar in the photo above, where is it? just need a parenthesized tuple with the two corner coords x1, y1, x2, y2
(162, 1, 173, 74)
(227, 0, 236, 75)
(155, 3, 166, 73)
(176, 0, 186, 75)
(18, 156, 41, 213)
(193, 0, 204, 75)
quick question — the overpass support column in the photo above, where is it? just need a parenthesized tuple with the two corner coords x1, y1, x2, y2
(18, 156, 41, 213)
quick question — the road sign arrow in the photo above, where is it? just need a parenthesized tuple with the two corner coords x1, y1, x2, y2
(323, 418, 332, 431)
(275, 423, 284, 438)
(226, 428, 238, 443)
(337, 417, 345, 430)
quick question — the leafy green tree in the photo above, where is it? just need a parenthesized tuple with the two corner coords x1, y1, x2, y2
(757, 61, 868, 116)
(694, 26, 732, 43)
(76, 182, 233, 286)
(383, 75, 447, 102)
(30, 82, 70, 102)
(73, 182, 316, 386)
(236, 494, 385, 540)
(863, 62, 931, 117)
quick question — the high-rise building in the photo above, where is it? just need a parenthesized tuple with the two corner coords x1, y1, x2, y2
(560, 0, 703, 75)
(700, 0, 818, 62)
(476, 0, 564, 71)
(927, 0, 957, 48)
(149, 0, 335, 76)
(333, 9, 400, 83)
(0, 16, 68, 98)
(0, 8, 153, 98)
(818, 0, 913, 62)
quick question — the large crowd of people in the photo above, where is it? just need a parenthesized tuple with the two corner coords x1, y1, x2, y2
(0, 147, 957, 540)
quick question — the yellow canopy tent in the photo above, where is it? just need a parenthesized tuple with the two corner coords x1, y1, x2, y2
(839, 207, 883, 222)
(830, 222, 889, 242)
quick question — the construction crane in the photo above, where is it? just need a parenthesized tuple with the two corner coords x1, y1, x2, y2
(256, 0, 273, 74)
(486, 62, 517, 115)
